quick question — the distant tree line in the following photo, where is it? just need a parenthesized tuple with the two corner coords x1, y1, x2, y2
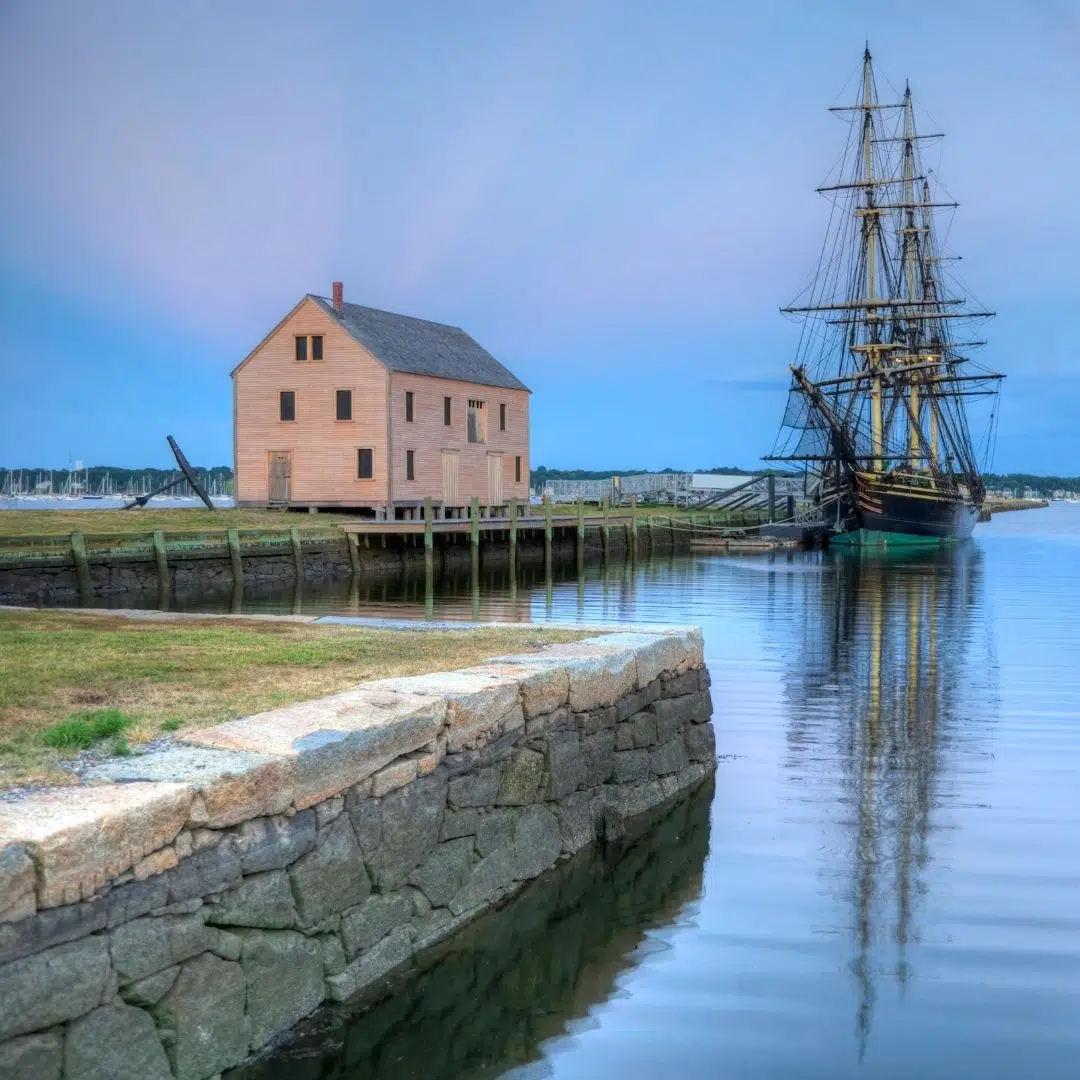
(982, 472, 1080, 495)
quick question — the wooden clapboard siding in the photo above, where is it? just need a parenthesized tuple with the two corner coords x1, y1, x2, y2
(389, 371, 530, 505)
(233, 297, 389, 506)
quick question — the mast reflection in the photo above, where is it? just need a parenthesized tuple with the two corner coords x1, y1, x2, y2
(786, 545, 984, 1058)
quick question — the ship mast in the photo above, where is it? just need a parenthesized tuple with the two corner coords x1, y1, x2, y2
(861, 49, 885, 473)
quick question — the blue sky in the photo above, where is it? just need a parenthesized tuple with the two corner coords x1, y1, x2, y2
(1, 1, 1077, 473)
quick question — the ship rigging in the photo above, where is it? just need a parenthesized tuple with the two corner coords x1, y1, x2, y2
(769, 48, 1003, 545)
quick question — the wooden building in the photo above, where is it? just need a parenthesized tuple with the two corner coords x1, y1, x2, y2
(232, 283, 530, 515)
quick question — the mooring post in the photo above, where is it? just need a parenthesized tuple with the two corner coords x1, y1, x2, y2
(669, 513, 676, 551)
(601, 499, 610, 561)
(767, 474, 777, 523)
(423, 496, 434, 599)
(346, 531, 361, 576)
(470, 495, 480, 577)
(543, 497, 553, 576)
(787, 494, 795, 521)
(630, 495, 638, 562)
(647, 513, 655, 552)
(152, 530, 169, 585)
(69, 531, 91, 597)
(576, 497, 585, 556)
(508, 497, 518, 572)
(151, 530, 170, 610)
(226, 528, 243, 587)
(289, 526, 304, 580)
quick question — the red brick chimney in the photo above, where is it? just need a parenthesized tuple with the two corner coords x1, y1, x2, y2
(332, 281, 343, 312)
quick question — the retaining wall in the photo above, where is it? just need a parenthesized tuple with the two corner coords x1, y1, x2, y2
(0, 629, 715, 1080)
(0, 529, 689, 605)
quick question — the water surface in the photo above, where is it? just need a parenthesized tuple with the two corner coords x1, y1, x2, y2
(54, 506, 1080, 1076)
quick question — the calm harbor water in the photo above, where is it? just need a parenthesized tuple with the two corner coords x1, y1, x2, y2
(28, 504, 1080, 1077)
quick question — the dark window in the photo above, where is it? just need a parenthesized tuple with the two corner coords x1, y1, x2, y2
(279, 390, 295, 422)
(444, 396, 452, 426)
(500, 403, 507, 431)
(406, 450, 415, 481)
(515, 455, 522, 483)
(336, 389, 352, 421)
(405, 391, 414, 422)
(357, 448, 373, 480)
(294, 336, 307, 362)
(312, 335, 323, 361)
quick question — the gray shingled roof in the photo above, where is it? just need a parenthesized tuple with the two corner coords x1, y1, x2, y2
(309, 295, 529, 392)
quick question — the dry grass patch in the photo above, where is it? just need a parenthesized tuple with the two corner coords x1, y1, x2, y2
(0, 609, 589, 788)
(0, 507, 359, 538)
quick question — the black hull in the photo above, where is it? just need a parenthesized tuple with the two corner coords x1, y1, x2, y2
(835, 487, 979, 545)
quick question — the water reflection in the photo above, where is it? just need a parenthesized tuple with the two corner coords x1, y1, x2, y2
(782, 547, 990, 1058)
(229, 782, 712, 1080)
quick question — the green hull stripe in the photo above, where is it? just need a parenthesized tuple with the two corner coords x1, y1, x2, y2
(829, 528, 953, 548)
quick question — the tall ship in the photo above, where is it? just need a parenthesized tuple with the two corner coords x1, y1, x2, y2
(770, 48, 1003, 545)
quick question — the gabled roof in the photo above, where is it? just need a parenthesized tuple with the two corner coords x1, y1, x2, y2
(308, 295, 529, 393)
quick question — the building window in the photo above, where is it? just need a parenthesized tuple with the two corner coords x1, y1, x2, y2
(279, 390, 295, 422)
(500, 403, 507, 431)
(515, 455, 522, 483)
(444, 396, 452, 426)
(295, 335, 323, 362)
(336, 389, 352, 421)
(406, 449, 415, 481)
(468, 399, 486, 444)
(405, 391, 414, 422)
(357, 448, 374, 480)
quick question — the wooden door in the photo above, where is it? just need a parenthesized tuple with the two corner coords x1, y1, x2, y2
(487, 454, 503, 507)
(268, 452, 291, 505)
(442, 451, 458, 507)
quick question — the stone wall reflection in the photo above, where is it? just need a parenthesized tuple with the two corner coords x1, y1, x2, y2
(229, 781, 711, 1080)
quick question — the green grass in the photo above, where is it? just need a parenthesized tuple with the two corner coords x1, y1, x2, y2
(0, 506, 361, 539)
(41, 709, 134, 750)
(0, 610, 589, 788)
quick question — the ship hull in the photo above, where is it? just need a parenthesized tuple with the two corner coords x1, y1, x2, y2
(831, 488, 979, 547)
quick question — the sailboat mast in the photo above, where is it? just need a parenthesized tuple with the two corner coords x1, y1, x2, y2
(901, 85, 924, 467)
(861, 49, 885, 473)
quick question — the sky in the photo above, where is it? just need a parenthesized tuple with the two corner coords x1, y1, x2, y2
(1, 0, 1078, 474)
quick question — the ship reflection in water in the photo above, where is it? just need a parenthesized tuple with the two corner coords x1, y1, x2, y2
(781, 545, 990, 1059)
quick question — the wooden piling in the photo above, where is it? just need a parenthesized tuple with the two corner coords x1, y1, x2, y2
(289, 526, 304, 580)
(346, 531, 361, 575)
(576, 498, 585, 557)
(601, 499, 610, 560)
(544, 498, 553, 575)
(226, 528, 244, 587)
(423, 496, 434, 585)
(69, 532, 91, 596)
(152, 530, 169, 586)
(630, 495, 638, 562)
(470, 496, 480, 576)
(508, 497, 518, 571)
(669, 514, 676, 550)
(767, 474, 777, 523)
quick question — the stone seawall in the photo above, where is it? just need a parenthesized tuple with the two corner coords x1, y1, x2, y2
(0, 629, 714, 1080)
(0, 529, 692, 605)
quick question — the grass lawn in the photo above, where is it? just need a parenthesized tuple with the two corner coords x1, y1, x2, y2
(0, 610, 588, 788)
(0, 507, 359, 538)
